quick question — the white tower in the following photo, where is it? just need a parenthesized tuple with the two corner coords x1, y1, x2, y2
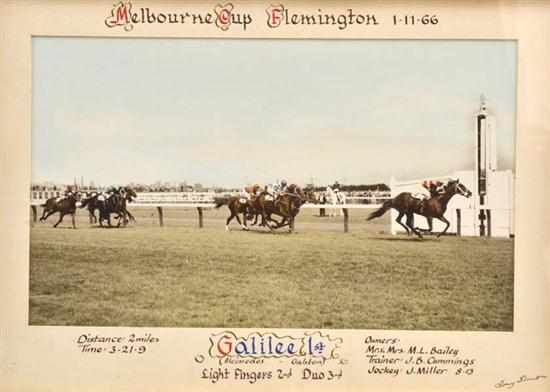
(474, 95, 497, 236)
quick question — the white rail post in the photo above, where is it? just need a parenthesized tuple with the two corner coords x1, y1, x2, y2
(389, 177, 396, 235)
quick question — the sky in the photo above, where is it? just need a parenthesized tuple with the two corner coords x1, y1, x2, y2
(32, 38, 516, 188)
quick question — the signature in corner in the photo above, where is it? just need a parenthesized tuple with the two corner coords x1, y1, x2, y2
(495, 375, 547, 389)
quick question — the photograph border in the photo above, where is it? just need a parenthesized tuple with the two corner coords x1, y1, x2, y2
(1, 1, 549, 391)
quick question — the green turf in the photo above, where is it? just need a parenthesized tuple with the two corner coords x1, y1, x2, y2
(29, 207, 514, 330)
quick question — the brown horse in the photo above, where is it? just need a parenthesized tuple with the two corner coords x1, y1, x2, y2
(216, 185, 314, 232)
(253, 185, 314, 231)
(39, 192, 81, 228)
(247, 193, 299, 232)
(367, 179, 472, 239)
(214, 196, 252, 231)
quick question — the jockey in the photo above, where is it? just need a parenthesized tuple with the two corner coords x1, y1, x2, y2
(101, 185, 119, 201)
(56, 188, 74, 202)
(240, 184, 260, 202)
(272, 179, 288, 210)
(422, 180, 444, 197)
(272, 179, 288, 197)
(415, 180, 444, 200)
(331, 181, 341, 193)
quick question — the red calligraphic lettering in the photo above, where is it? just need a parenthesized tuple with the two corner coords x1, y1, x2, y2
(216, 334, 233, 356)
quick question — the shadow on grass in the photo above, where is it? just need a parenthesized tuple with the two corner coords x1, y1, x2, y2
(41, 226, 78, 230)
(371, 236, 440, 242)
(89, 225, 134, 230)
(225, 227, 297, 235)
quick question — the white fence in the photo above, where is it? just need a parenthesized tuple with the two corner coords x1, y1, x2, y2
(30, 191, 390, 206)
(132, 192, 217, 205)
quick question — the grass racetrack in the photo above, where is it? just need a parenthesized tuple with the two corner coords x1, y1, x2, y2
(29, 207, 514, 331)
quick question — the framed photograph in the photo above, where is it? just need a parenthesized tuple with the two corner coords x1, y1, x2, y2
(1, 1, 548, 391)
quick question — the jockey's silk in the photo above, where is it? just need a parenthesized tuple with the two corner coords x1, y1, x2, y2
(240, 190, 251, 200)
(423, 180, 443, 190)
(421, 180, 445, 197)
(56, 191, 73, 203)
(244, 184, 260, 194)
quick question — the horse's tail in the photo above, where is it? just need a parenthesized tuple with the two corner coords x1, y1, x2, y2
(367, 199, 393, 221)
(214, 197, 228, 209)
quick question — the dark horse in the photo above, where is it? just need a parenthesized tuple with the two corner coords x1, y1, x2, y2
(256, 192, 303, 232)
(79, 192, 101, 223)
(39, 192, 81, 228)
(367, 179, 472, 239)
(96, 187, 137, 227)
(252, 185, 315, 230)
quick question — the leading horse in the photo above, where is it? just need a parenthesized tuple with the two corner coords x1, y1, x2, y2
(367, 179, 472, 238)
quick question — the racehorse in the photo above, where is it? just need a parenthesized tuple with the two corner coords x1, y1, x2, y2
(214, 196, 251, 231)
(366, 179, 472, 239)
(216, 185, 313, 232)
(414, 180, 446, 233)
(79, 192, 101, 223)
(252, 185, 315, 231)
(39, 192, 81, 228)
(254, 192, 303, 232)
(97, 187, 137, 227)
